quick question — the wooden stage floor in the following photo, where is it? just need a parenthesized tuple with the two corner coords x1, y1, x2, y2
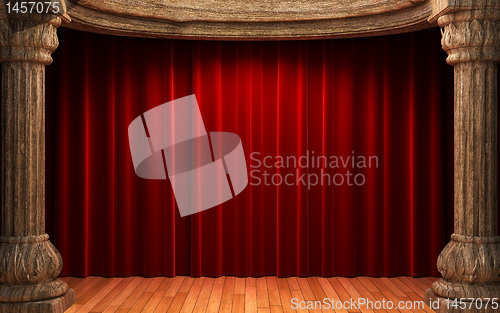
(61, 276, 438, 313)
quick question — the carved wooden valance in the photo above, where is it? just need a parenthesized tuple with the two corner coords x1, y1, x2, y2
(63, 0, 434, 39)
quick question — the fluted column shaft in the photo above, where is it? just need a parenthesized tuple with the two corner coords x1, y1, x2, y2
(425, 4, 500, 313)
(0, 4, 75, 313)
(2, 61, 46, 237)
(453, 61, 497, 238)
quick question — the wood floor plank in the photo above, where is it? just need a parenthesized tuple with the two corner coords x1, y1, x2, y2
(74, 277, 103, 300)
(60, 277, 81, 287)
(153, 297, 174, 313)
(235, 277, 246, 294)
(399, 278, 434, 313)
(232, 294, 245, 313)
(72, 276, 99, 292)
(267, 277, 282, 306)
(222, 277, 236, 304)
(317, 277, 349, 313)
(366, 277, 412, 313)
(247, 277, 257, 288)
(349, 278, 387, 313)
(316, 277, 341, 301)
(90, 277, 136, 313)
(271, 306, 284, 313)
(65, 304, 83, 313)
(76, 278, 122, 312)
(206, 282, 224, 313)
(287, 278, 300, 291)
(155, 277, 174, 294)
(405, 291, 424, 302)
(62, 276, 437, 313)
(278, 289, 295, 313)
(246, 284, 258, 313)
(119, 277, 154, 309)
(220, 302, 233, 313)
(365, 278, 391, 294)
(328, 278, 361, 313)
(387, 277, 414, 294)
(179, 277, 195, 293)
(297, 278, 315, 301)
(142, 292, 165, 313)
(306, 277, 333, 312)
(307, 277, 328, 300)
(145, 277, 165, 293)
(379, 277, 407, 298)
(109, 277, 144, 307)
(129, 292, 154, 312)
(356, 277, 380, 294)
(193, 277, 215, 313)
(414, 278, 433, 291)
(257, 277, 270, 308)
(141, 278, 175, 313)
(193, 277, 206, 287)
(337, 277, 374, 313)
(277, 278, 290, 290)
(338, 277, 363, 299)
(167, 292, 189, 313)
(215, 276, 226, 285)
(165, 276, 186, 298)
(180, 279, 204, 313)
(396, 277, 426, 295)
(290, 290, 309, 313)
(76, 277, 113, 305)
(381, 278, 425, 313)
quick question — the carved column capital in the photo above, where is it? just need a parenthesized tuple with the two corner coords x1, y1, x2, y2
(438, 9, 500, 64)
(0, 5, 61, 65)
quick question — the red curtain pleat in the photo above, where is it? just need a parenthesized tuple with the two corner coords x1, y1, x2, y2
(43, 27, 459, 278)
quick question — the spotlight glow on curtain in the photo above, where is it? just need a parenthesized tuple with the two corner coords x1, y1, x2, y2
(45, 28, 453, 278)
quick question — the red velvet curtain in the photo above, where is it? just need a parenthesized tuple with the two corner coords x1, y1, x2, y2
(44, 27, 454, 278)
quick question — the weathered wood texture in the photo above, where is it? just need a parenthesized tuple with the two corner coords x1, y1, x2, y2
(62, 0, 434, 40)
(425, 1, 500, 312)
(0, 3, 75, 313)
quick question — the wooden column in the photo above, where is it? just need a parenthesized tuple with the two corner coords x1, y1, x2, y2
(0, 3, 75, 313)
(426, 1, 500, 312)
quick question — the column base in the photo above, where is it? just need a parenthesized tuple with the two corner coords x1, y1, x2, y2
(0, 288, 75, 313)
(425, 288, 499, 313)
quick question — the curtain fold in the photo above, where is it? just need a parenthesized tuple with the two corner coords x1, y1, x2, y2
(44, 27, 455, 278)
